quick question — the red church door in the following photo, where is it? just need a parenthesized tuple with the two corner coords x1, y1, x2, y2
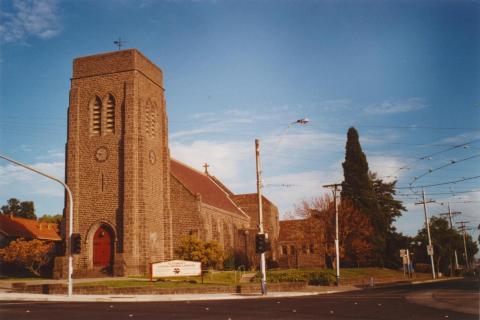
(93, 226, 113, 267)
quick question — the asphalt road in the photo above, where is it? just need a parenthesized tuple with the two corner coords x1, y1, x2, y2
(1, 279, 478, 320)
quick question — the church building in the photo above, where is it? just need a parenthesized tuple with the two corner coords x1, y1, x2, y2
(54, 49, 280, 278)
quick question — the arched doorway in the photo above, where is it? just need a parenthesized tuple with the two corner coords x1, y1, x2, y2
(93, 225, 113, 272)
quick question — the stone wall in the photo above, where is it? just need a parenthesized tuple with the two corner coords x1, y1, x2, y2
(58, 49, 171, 278)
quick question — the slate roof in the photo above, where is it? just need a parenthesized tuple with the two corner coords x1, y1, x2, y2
(0, 215, 61, 241)
(170, 159, 248, 219)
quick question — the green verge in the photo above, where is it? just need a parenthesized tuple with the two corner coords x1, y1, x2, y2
(76, 268, 408, 288)
(253, 268, 407, 286)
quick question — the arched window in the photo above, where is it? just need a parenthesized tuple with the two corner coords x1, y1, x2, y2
(90, 96, 102, 135)
(105, 94, 115, 133)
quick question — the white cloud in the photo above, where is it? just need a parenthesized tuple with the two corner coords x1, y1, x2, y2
(170, 139, 252, 181)
(368, 155, 408, 181)
(364, 98, 428, 115)
(0, 161, 65, 197)
(0, 0, 61, 43)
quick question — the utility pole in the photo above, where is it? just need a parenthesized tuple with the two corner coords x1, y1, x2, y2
(438, 202, 461, 270)
(0, 154, 74, 297)
(456, 221, 471, 270)
(415, 188, 436, 279)
(323, 183, 342, 286)
(255, 139, 267, 295)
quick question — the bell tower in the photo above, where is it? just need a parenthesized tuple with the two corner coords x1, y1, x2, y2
(61, 49, 172, 277)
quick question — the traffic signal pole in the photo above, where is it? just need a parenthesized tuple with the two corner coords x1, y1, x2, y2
(0, 154, 74, 297)
(255, 139, 267, 295)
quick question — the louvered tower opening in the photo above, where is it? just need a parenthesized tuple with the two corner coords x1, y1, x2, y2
(105, 94, 115, 133)
(91, 96, 102, 135)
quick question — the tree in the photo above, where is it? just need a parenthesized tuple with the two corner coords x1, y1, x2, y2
(414, 217, 463, 275)
(1, 198, 36, 220)
(370, 172, 408, 267)
(38, 214, 63, 224)
(341, 127, 385, 265)
(0, 238, 54, 276)
(293, 195, 374, 268)
(176, 236, 224, 269)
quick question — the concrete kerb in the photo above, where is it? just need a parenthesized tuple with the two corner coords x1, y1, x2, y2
(0, 277, 463, 303)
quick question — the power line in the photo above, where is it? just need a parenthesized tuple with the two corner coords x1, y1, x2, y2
(409, 154, 480, 186)
(396, 175, 480, 189)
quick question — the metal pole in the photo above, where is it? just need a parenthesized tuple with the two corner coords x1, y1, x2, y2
(421, 188, 436, 279)
(334, 187, 340, 286)
(0, 154, 74, 297)
(255, 139, 267, 295)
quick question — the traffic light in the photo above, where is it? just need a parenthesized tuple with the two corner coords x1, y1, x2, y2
(255, 234, 267, 253)
(71, 233, 81, 255)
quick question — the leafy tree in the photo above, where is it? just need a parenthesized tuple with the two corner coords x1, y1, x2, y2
(176, 236, 224, 269)
(0, 238, 54, 276)
(370, 172, 408, 267)
(1, 198, 36, 220)
(370, 172, 405, 229)
(293, 195, 374, 268)
(341, 127, 385, 265)
(38, 214, 63, 224)
(414, 217, 463, 275)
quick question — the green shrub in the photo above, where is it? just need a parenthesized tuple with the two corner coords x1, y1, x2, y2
(253, 269, 336, 286)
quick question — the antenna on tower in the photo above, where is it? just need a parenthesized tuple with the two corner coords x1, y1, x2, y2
(114, 37, 125, 50)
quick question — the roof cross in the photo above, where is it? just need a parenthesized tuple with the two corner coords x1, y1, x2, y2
(203, 163, 210, 175)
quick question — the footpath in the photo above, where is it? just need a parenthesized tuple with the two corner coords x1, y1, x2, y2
(0, 277, 462, 302)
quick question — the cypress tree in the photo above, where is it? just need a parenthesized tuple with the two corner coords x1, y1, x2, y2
(341, 127, 386, 265)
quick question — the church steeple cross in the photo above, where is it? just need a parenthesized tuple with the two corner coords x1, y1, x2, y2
(203, 163, 210, 175)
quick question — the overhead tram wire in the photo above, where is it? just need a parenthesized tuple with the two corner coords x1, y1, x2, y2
(388, 139, 480, 177)
(396, 175, 480, 189)
(409, 154, 480, 186)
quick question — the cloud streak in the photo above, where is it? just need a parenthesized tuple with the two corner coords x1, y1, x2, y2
(364, 98, 428, 115)
(0, 0, 61, 43)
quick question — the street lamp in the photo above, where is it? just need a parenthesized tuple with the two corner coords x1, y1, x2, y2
(0, 154, 74, 297)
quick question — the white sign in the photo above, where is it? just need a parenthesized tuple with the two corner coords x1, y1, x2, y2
(400, 249, 406, 258)
(150, 260, 201, 278)
(427, 245, 434, 256)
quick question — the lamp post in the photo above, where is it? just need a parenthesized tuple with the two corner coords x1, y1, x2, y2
(0, 154, 74, 297)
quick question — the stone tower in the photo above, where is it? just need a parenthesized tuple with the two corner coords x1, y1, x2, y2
(62, 49, 172, 277)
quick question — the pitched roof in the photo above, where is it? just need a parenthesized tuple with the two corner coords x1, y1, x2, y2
(0, 215, 61, 241)
(170, 159, 248, 219)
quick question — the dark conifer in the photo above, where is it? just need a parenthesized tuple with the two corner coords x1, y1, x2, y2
(341, 127, 386, 265)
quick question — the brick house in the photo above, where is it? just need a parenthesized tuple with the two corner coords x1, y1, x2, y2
(231, 194, 280, 269)
(0, 215, 61, 247)
(277, 218, 326, 268)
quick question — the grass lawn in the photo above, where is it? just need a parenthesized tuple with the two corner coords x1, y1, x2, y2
(77, 270, 246, 288)
(76, 268, 409, 288)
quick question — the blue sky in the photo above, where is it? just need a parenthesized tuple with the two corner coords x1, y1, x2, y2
(0, 0, 479, 242)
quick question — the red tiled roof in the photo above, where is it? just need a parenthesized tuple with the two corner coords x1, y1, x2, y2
(0, 215, 61, 241)
(170, 159, 247, 218)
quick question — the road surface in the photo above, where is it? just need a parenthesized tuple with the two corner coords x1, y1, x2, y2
(1, 278, 478, 319)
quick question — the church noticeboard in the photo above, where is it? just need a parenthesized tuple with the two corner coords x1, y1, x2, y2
(150, 260, 201, 279)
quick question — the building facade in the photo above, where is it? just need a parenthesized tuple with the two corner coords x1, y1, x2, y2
(56, 49, 172, 277)
(54, 49, 283, 278)
(277, 218, 326, 268)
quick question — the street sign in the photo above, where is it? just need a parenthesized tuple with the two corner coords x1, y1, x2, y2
(400, 249, 406, 257)
(427, 245, 434, 256)
(150, 260, 201, 279)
